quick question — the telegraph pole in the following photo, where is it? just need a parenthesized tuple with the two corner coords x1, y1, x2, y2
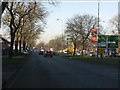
(97, 0, 100, 58)
(57, 19, 63, 52)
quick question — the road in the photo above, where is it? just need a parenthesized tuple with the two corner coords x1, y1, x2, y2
(5, 52, 118, 88)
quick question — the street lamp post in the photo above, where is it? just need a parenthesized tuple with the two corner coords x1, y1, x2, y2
(57, 19, 64, 52)
(97, 0, 100, 58)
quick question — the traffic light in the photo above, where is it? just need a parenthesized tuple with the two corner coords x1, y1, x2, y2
(67, 38, 68, 45)
(66, 38, 72, 45)
(91, 27, 97, 42)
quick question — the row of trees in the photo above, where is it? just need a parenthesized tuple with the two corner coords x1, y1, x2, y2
(36, 35, 65, 51)
(65, 14, 119, 56)
(1, 1, 57, 58)
(109, 15, 119, 35)
(1, 1, 119, 58)
(36, 14, 119, 56)
(66, 14, 119, 56)
(65, 14, 101, 56)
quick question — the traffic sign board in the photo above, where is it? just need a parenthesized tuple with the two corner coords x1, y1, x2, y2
(98, 35, 107, 43)
(98, 35, 118, 48)
(108, 35, 118, 48)
(98, 48, 105, 54)
(98, 42, 106, 48)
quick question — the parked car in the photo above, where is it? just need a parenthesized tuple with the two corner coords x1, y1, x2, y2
(44, 50, 53, 57)
(89, 52, 95, 57)
(76, 51, 80, 55)
(110, 51, 118, 57)
(21, 50, 29, 55)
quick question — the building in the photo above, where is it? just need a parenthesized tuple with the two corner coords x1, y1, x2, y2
(0, 35, 10, 55)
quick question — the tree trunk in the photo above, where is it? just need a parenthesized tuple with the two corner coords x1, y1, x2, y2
(19, 40, 21, 52)
(19, 29, 22, 52)
(25, 42, 27, 48)
(15, 38, 18, 52)
(81, 42, 85, 56)
(9, 33, 15, 58)
(73, 42, 76, 56)
(23, 40, 26, 50)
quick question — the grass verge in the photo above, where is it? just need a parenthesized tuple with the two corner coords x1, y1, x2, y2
(62, 54, 119, 66)
(2, 55, 26, 63)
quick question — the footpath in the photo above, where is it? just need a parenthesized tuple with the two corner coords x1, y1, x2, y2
(2, 55, 27, 88)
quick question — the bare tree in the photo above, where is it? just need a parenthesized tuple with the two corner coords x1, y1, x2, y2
(65, 14, 100, 56)
(109, 15, 119, 35)
(36, 42, 45, 49)
(2, 2, 47, 58)
(46, 35, 63, 51)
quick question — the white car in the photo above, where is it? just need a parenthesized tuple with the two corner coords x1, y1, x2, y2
(21, 50, 29, 55)
(76, 51, 80, 55)
(89, 52, 94, 56)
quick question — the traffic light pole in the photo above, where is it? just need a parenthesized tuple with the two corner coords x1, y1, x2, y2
(97, 0, 100, 58)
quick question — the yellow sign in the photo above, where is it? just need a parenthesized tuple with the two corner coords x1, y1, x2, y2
(67, 47, 73, 52)
(98, 48, 105, 54)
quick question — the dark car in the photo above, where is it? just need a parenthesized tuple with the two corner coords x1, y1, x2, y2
(110, 51, 118, 57)
(39, 49, 44, 55)
(39, 51, 44, 55)
(44, 50, 53, 57)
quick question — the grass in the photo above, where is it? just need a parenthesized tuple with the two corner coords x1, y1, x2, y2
(2, 55, 26, 63)
(62, 54, 119, 66)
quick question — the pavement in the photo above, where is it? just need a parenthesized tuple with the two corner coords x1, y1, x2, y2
(2, 56, 27, 88)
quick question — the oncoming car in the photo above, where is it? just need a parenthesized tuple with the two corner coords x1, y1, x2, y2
(39, 49, 44, 55)
(44, 50, 53, 57)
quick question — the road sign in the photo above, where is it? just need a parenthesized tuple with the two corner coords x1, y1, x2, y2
(67, 47, 73, 52)
(108, 35, 118, 48)
(98, 42, 106, 48)
(98, 48, 105, 54)
(98, 35, 118, 48)
(98, 35, 107, 43)
(98, 35, 107, 48)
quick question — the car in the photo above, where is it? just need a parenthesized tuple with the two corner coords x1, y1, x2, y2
(110, 51, 118, 57)
(21, 50, 29, 55)
(76, 51, 80, 55)
(89, 52, 95, 57)
(39, 49, 45, 55)
(44, 50, 53, 57)
(39, 51, 44, 55)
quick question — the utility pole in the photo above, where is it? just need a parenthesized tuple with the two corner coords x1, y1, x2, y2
(97, 0, 100, 58)
(57, 19, 64, 52)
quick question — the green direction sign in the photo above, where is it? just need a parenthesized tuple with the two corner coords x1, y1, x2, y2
(98, 35, 118, 48)
(98, 35, 107, 48)
(98, 35, 107, 43)
(108, 35, 118, 48)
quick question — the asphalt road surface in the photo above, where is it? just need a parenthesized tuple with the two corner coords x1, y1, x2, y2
(6, 52, 118, 88)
